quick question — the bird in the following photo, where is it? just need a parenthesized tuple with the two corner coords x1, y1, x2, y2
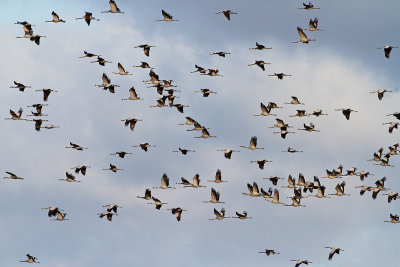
(243, 182, 261, 197)
(134, 44, 155, 57)
(113, 62, 132, 75)
(217, 149, 240, 159)
(265, 176, 283, 186)
(102, 204, 122, 213)
(71, 165, 90, 175)
(167, 207, 186, 221)
(28, 118, 48, 131)
(368, 147, 384, 162)
(137, 189, 152, 200)
(292, 27, 316, 43)
(121, 118, 142, 131)
(269, 118, 291, 129)
(178, 116, 198, 126)
(101, 0, 124, 14)
(133, 61, 153, 69)
(335, 108, 358, 120)
(290, 259, 313, 267)
(248, 60, 271, 71)
(153, 173, 176, 189)
(269, 73, 292, 79)
(133, 142, 156, 152)
(98, 211, 118, 221)
(122, 87, 142, 100)
(46, 11, 66, 23)
(79, 51, 101, 58)
(254, 103, 276, 116)
(190, 64, 207, 74)
(209, 208, 228, 220)
(59, 172, 81, 183)
(35, 88, 58, 101)
(194, 88, 217, 97)
(176, 177, 191, 186)
(370, 89, 392, 100)
(312, 185, 330, 198)
(374, 153, 394, 167)
(298, 122, 320, 132)
(110, 151, 132, 158)
(5, 108, 26, 121)
(183, 174, 205, 188)
(148, 197, 167, 210)
(91, 56, 112, 66)
(311, 109, 328, 116)
(51, 210, 69, 221)
(103, 164, 123, 172)
(210, 51, 231, 57)
(329, 182, 350, 196)
(143, 69, 160, 85)
(204, 188, 225, 204)
(382, 192, 398, 203)
(201, 69, 223, 77)
(359, 170, 373, 181)
(284, 197, 306, 207)
(375, 177, 389, 191)
(194, 128, 216, 138)
(10, 81, 31, 92)
(281, 175, 297, 189)
(250, 159, 272, 170)
(345, 167, 357, 176)
(384, 213, 400, 223)
(377, 45, 398, 58)
(66, 142, 87, 151)
(232, 211, 252, 219)
(15, 21, 34, 38)
(387, 112, 400, 120)
(249, 42, 272, 50)
(281, 147, 303, 153)
(3, 171, 23, 180)
(42, 124, 59, 129)
(260, 187, 273, 199)
(29, 34, 46, 45)
(216, 10, 237, 21)
(76, 12, 99, 26)
(306, 17, 322, 31)
(240, 136, 264, 150)
(383, 122, 399, 133)
(173, 147, 195, 155)
(20, 254, 40, 263)
(285, 96, 305, 105)
(268, 189, 284, 204)
(173, 104, 189, 113)
(42, 206, 64, 218)
(289, 110, 309, 117)
(273, 126, 295, 139)
(207, 169, 228, 183)
(156, 10, 178, 22)
(388, 143, 399, 155)
(26, 104, 48, 117)
(298, 2, 320, 10)
(259, 249, 280, 256)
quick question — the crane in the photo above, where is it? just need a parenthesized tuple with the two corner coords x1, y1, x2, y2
(110, 151, 132, 158)
(75, 12, 100, 26)
(335, 108, 358, 120)
(101, 0, 124, 14)
(254, 103, 276, 116)
(210, 51, 231, 57)
(20, 254, 40, 263)
(66, 142, 87, 151)
(290, 259, 313, 267)
(232, 211, 252, 219)
(134, 44, 155, 57)
(209, 208, 229, 220)
(46, 11, 66, 23)
(384, 214, 400, 223)
(203, 188, 225, 204)
(250, 159, 272, 170)
(103, 164, 123, 172)
(269, 73, 292, 79)
(292, 27, 316, 43)
(259, 249, 280, 256)
(249, 42, 272, 50)
(285, 96, 305, 105)
(298, 2, 320, 10)
(133, 142, 156, 152)
(113, 62, 132, 75)
(243, 182, 261, 197)
(5, 108, 26, 121)
(137, 189, 152, 200)
(3, 171, 23, 180)
(153, 173, 176, 189)
(156, 10, 178, 22)
(59, 172, 81, 183)
(10, 81, 31, 92)
(207, 169, 228, 183)
(98, 211, 118, 221)
(240, 136, 264, 150)
(194, 88, 217, 97)
(370, 89, 392, 100)
(79, 51, 101, 58)
(217, 149, 240, 159)
(167, 207, 186, 221)
(121, 118, 142, 131)
(35, 88, 58, 101)
(377, 45, 398, 58)
(173, 147, 195, 155)
(148, 197, 167, 210)
(216, 10, 237, 21)
(71, 165, 90, 175)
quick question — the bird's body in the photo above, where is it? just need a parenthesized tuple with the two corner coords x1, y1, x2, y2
(20, 254, 40, 263)
(66, 142, 87, 151)
(59, 172, 81, 183)
(377, 45, 398, 58)
(102, 0, 124, 14)
(207, 169, 227, 183)
(46, 11, 65, 23)
(133, 142, 155, 152)
(204, 188, 225, 204)
(293, 27, 316, 43)
(10, 81, 31, 92)
(134, 44, 155, 57)
(269, 73, 292, 79)
(76, 12, 99, 26)
(156, 10, 178, 21)
(4, 171, 23, 180)
(103, 164, 123, 172)
(216, 10, 237, 21)
(241, 136, 264, 150)
(35, 88, 58, 101)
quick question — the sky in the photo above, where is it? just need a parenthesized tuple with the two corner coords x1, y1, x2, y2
(1, 0, 400, 266)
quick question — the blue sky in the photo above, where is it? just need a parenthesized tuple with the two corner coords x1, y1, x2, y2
(1, 1, 400, 266)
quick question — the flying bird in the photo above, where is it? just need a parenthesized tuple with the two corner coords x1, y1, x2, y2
(10, 81, 31, 92)
(75, 12, 99, 26)
(20, 254, 40, 263)
(216, 10, 237, 21)
(377, 45, 398, 58)
(292, 27, 316, 43)
(156, 10, 178, 21)
(335, 108, 358, 120)
(46, 11, 66, 23)
(35, 88, 58, 101)
(134, 44, 155, 57)
(240, 136, 264, 150)
(101, 0, 124, 14)
(249, 42, 272, 50)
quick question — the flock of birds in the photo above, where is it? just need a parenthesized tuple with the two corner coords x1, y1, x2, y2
(5, 0, 399, 265)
